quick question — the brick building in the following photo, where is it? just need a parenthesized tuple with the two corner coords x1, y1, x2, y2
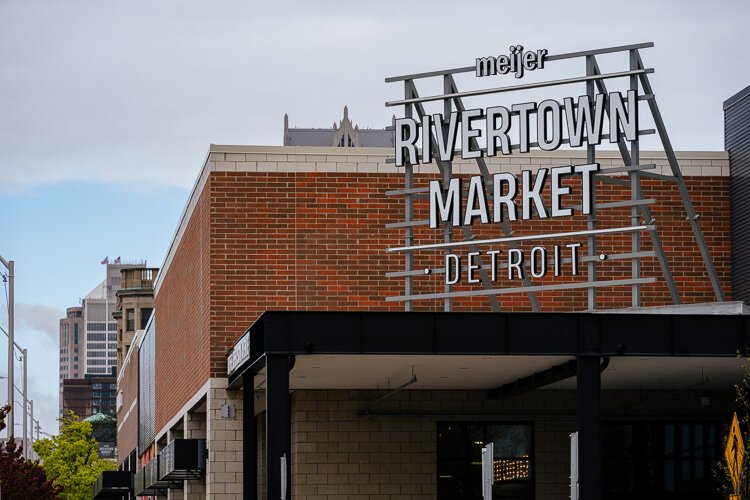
(93, 142, 749, 500)
(92, 39, 750, 498)
(61, 375, 117, 421)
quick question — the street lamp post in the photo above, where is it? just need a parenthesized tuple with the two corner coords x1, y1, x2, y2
(0, 256, 14, 439)
(29, 399, 33, 456)
(22, 348, 27, 458)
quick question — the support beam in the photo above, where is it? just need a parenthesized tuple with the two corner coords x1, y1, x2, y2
(404, 80, 503, 312)
(577, 356, 602, 500)
(265, 355, 291, 500)
(487, 360, 577, 400)
(488, 357, 609, 400)
(243, 371, 257, 500)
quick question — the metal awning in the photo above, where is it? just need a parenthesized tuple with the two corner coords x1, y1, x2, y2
(227, 310, 750, 388)
(92, 470, 132, 499)
(158, 439, 207, 481)
(134, 458, 171, 497)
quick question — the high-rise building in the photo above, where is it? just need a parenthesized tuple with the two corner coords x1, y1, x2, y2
(82, 262, 144, 376)
(60, 261, 144, 422)
(58, 306, 83, 418)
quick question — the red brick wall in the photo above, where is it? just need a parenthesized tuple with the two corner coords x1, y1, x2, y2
(155, 179, 212, 432)
(155, 170, 731, 431)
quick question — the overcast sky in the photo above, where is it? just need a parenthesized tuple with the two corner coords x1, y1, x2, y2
(0, 0, 748, 437)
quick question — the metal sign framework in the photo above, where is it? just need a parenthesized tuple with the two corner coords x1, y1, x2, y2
(384, 42, 724, 312)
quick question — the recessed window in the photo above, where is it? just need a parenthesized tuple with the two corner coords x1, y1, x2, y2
(140, 308, 153, 330)
(438, 422, 532, 499)
(126, 309, 135, 331)
(603, 421, 720, 499)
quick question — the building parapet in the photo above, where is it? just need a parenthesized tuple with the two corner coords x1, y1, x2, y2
(154, 144, 729, 295)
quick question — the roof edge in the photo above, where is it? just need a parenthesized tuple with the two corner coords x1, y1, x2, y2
(723, 83, 750, 111)
(208, 144, 728, 159)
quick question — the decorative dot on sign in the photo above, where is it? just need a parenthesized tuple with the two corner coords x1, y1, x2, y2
(424, 268, 432, 275)
(599, 254, 608, 261)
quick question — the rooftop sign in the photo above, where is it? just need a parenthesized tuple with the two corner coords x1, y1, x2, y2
(383, 42, 724, 311)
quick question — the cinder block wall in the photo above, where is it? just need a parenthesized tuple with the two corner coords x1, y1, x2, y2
(206, 382, 245, 499)
(287, 388, 734, 500)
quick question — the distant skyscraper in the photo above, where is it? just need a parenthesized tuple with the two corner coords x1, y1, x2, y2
(58, 306, 83, 418)
(59, 261, 144, 421)
(82, 262, 144, 376)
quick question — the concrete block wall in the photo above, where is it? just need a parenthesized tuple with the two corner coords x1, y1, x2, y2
(287, 388, 734, 500)
(206, 382, 244, 499)
(292, 390, 436, 499)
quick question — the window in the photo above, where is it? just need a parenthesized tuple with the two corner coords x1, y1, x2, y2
(126, 309, 135, 331)
(140, 308, 153, 330)
(74, 323, 79, 344)
(603, 422, 721, 499)
(437, 423, 532, 499)
(88, 333, 106, 342)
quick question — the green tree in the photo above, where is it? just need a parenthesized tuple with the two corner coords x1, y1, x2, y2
(33, 411, 116, 500)
(0, 404, 62, 499)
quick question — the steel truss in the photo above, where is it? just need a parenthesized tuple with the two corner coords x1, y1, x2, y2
(384, 42, 724, 311)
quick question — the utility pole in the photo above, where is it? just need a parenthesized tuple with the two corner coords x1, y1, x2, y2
(22, 349, 27, 458)
(0, 256, 14, 439)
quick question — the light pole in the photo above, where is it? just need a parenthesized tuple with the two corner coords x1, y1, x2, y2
(29, 399, 33, 455)
(22, 348, 27, 458)
(0, 256, 14, 439)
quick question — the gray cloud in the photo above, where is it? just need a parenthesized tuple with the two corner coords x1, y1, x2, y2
(0, 303, 62, 435)
(16, 303, 63, 343)
(0, 303, 62, 343)
(1, 0, 749, 192)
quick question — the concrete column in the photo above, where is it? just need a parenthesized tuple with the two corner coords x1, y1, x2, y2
(207, 380, 244, 499)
